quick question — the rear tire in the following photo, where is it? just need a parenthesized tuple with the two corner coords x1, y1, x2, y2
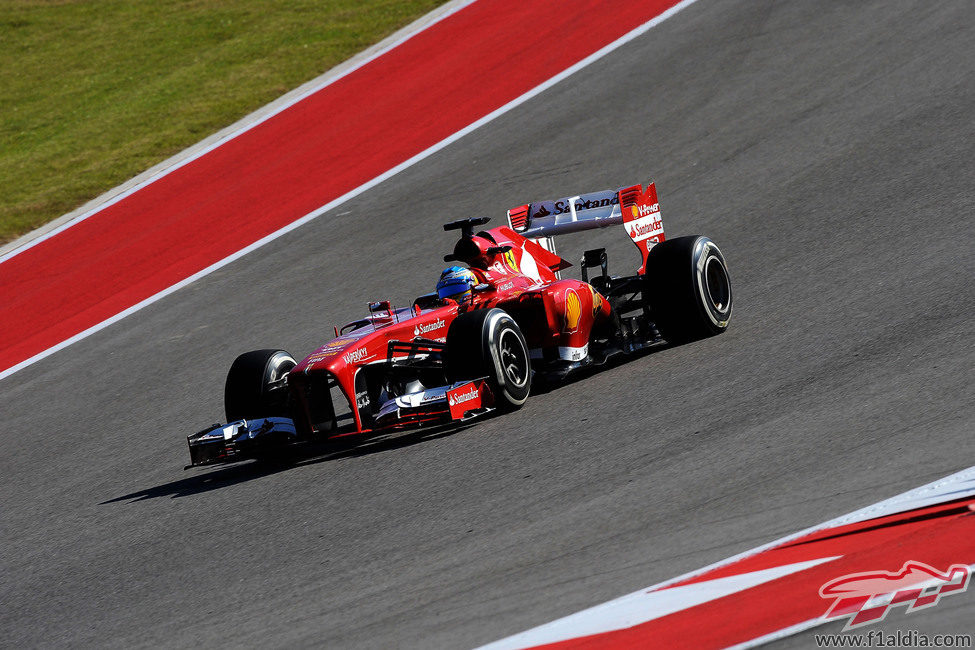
(224, 349, 297, 421)
(644, 235, 732, 343)
(446, 308, 531, 411)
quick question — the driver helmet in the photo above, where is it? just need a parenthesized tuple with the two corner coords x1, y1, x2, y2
(436, 266, 477, 302)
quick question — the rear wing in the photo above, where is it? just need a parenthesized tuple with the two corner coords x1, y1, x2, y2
(506, 181, 665, 273)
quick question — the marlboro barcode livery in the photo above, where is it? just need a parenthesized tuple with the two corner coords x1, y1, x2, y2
(187, 179, 733, 467)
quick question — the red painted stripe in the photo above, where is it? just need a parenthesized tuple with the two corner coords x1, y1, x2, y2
(0, 0, 682, 373)
(528, 497, 975, 649)
(659, 497, 974, 588)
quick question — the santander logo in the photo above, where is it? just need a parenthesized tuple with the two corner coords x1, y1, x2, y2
(629, 219, 662, 238)
(628, 201, 664, 243)
(414, 318, 446, 337)
(448, 386, 479, 406)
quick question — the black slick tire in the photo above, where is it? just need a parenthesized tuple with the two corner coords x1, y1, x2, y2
(224, 349, 297, 421)
(644, 235, 733, 343)
(446, 308, 531, 411)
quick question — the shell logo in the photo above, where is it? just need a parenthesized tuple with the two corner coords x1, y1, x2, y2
(564, 289, 581, 333)
(631, 205, 639, 218)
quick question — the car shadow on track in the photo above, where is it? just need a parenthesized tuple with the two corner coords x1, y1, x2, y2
(100, 421, 481, 503)
(529, 339, 676, 397)
(102, 342, 688, 504)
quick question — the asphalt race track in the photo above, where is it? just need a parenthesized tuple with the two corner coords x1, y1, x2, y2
(3, 0, 973, 646)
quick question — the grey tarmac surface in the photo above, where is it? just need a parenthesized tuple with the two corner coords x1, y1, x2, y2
(2, 0, 973, 647)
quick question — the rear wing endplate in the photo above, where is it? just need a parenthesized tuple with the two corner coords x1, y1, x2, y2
(506, 181, 665, 273)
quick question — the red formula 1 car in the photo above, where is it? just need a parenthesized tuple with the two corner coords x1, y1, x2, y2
(187, 180, 733, 466)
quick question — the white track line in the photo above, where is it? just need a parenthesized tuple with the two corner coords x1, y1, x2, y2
(0, 0, 478, 263)
(730, 560, 975, 648)
(0, 0, 703, 382)
(480, 464, 975, 649)
(480, 558, 841, 650)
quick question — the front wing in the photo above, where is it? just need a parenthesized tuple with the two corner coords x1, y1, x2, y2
(186, 380, 493, 467)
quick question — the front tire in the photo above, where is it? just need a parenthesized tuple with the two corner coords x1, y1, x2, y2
(644, 235, 733, 343)
(446, 308, 531, 411)
(224, 349, 297, 421)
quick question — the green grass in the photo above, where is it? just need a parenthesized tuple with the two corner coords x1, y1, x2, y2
(0, 0, 450, 245)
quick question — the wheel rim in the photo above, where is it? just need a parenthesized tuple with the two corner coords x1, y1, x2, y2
(704, 255, 731, 314)
(267, 353, 296, 384)
(498, 329, 528, 387)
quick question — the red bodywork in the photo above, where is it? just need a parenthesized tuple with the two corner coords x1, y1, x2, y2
(287, 225, 611, 437)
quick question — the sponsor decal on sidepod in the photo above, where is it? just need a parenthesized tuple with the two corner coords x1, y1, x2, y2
(563, 289, 582, 333)
(414, 318, 446, 337)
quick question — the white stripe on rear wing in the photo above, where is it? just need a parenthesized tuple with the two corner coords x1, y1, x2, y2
(508, 181, 665, 275)
(509, 188, 623, 238)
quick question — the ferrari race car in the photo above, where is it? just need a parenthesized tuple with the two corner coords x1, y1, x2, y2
(187, 180, 733, 467)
